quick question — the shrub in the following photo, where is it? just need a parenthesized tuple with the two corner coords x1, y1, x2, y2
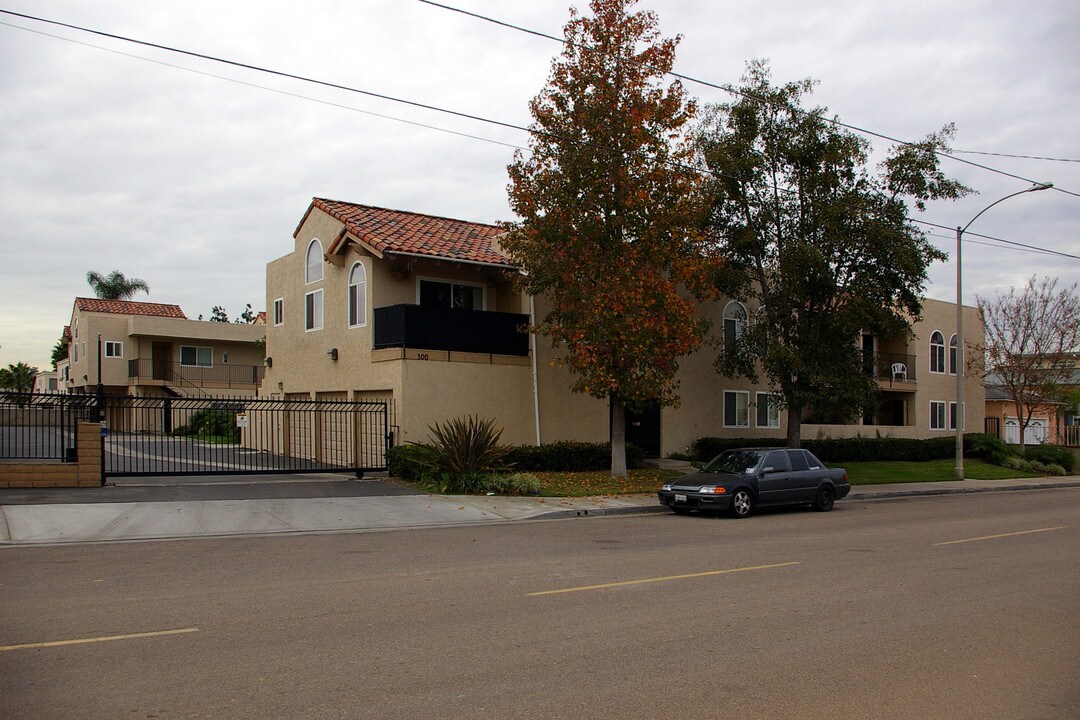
(1028, 460, 1047, 473)
(967, 433, 1015, 466)
(386, 444, 431, 481)
(488, 472, 542, 495)
(411, 416, 510, 484)
(1024, 445, 1075, 473)
(1044, 463, 1066, 476)
(690, 434, 988, 464)
(1002, 456, 1032, 472)
(174, 408, 239, 442)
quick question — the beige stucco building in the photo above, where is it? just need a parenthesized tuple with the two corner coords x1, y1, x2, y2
(263, 198, 985, 457)
(64, 298, 265, 399)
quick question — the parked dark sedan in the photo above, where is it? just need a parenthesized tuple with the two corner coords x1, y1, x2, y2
(658, 447, 850, 518)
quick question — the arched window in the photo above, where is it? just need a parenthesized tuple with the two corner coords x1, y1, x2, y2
(305, 239, 323, 284)
(930, 331, 945, 373)
(949, 334, 958, 375)
(723, 301, 747, 351)
(348, 262, 367, 328)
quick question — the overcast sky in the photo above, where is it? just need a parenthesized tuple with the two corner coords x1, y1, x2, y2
(1, 0, 1077, 372)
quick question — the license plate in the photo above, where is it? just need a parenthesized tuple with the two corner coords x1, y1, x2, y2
(674, 494, 687, 503)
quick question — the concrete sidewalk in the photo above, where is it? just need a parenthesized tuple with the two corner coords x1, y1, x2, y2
(1, 475, 1078, 546)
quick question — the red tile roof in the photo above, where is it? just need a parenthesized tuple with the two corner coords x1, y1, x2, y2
(74, 297, 187, 319)
(308, 199, 513, 267)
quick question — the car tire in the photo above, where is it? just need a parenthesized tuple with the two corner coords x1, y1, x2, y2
(812, 485, 835, 512)
(729, 489, 753, 519)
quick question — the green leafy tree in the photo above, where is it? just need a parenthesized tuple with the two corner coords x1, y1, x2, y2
(975, 275, 1080, 452)
(696, 60, 971, 446)
(86, 270, 150, 300)
(51, 336, 68, 369)
(0, 362, 38, 393)
(503, 0, 718, 477)
(209, 305, 229, 323)
(236, 303, 257, 324)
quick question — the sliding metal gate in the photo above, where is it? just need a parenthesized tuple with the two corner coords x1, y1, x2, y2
(100, 395, 389, 478)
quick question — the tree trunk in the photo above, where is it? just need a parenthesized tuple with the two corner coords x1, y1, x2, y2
(785, 404, 802, 448)
(1014, 399, 1027, 455)
(610, 396, 627, 478)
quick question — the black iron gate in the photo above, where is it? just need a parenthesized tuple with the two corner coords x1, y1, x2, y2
(100, 395, 389, 478)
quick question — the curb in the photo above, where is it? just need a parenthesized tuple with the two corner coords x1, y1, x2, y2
(849, 480, 1080, 501)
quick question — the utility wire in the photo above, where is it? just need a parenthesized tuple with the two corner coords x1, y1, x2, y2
(952, 150, 1080, 164)
(916, 220, 1080, 260)
(0, 20, 528, 152)
(417, 0, 1080, 199)
(1, 9, 1073, 263)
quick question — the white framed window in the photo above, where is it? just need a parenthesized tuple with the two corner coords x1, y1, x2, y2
(73, 344, 79, 363)
(949, 334, 958, 375)
(724, 390, 750, 428)
(930, 331, 945, 373)
(723, 301, 747, 352)
(930, 401, 947, 430)
(273, 298, 284, 326)
(755, 392, 780, 428)
(73, 319, 78, 338)
(305, 289, 324, 331)
(348, 262, 367, 328)
(305, 239, 324, 284)
(180, 346, 213, 367)
(418, 278, 484, 310)
(104, 341, 123, 358)
(949, 401, 965, 431)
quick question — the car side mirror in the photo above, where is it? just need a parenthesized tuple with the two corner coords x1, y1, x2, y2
(762, 466, 775, 474)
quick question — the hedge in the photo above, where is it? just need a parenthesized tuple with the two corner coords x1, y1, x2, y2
(386, 440, 645, 479)
(690, 434, 992, 464)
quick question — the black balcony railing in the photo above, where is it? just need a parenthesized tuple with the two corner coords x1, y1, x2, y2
(374, 304, 530, 357)
(128, 359, 265, 388)
(863, 351, 917, 383)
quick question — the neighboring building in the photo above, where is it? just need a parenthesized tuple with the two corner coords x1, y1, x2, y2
(262, 198, 985, 456)
(32, 370, 59, 394)
(64, 298, 266, 399)
(984, 385, 1058, 445)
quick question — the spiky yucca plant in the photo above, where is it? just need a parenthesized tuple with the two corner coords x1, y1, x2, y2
(412, 416, 510, 491)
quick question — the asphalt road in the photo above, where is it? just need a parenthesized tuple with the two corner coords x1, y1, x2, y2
(1, 489, 1077, 719)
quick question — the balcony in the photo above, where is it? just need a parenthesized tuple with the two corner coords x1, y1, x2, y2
(374, 304, 530, 357)
(128, 359, 265, 391)
(864, 351, 917, 389)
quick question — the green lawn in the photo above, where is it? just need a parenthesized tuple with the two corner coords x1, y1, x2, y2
(841, 458, 1042, 485)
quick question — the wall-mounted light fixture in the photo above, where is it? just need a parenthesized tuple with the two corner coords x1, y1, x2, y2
(327, 348, 338, 361)
(265, 356, 273, 368)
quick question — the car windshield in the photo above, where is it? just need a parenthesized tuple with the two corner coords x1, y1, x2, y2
(701, 449, 765, 474)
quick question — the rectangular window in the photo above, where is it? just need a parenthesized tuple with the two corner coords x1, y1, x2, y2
(419, 280, 483, 310)
(949, 402, 965, 431)
(73, 344, 78, 363)
(273, 298, 284, 326)
(755, 392, 780, 428)
(348, 283, 366, 328)
(930, 401, 947, 431)
(180, 346, 213, 367)
(104, 341, 123, 358)
(305, 290, 323, 331)
(724, 390, 749, 428)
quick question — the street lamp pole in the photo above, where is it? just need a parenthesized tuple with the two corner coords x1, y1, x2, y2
(954, 182, 1053, 480)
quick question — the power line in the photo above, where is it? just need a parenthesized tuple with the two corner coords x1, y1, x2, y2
(2, 8, 1074, 263)
(417, 0, 1080, 200)
(916, 220, 1080, 260)
(952, 150, 1080, 164)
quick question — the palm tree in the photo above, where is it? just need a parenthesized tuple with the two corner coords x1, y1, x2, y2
(0, 362, 37, 393)
(86, 270, 150, 300)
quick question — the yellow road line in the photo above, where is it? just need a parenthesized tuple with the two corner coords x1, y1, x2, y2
(0, 627, 199, 652)
(528, 561, 800, 597)
(934, 526, 1067, 546)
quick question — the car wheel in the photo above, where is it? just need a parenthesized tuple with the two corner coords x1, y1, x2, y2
(812, 485, 835, 512)
(729, 489, 753, 518)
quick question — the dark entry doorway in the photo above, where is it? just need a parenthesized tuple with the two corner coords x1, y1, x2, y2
(625, 403, 661, 458)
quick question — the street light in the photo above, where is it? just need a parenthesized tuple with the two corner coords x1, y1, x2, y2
(954, 181, 1053, 480)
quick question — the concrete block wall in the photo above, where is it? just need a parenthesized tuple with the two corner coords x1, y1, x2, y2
(0, 421, 103, 488)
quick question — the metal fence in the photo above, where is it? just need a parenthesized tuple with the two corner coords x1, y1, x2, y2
(0, 392, 97, 461)
(100, 394, 389, 477)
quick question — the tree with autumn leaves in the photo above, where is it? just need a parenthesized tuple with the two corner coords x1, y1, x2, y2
(503, 0, 719, 477)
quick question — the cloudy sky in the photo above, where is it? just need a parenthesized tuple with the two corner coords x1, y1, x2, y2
(1, 0, 1077, 372)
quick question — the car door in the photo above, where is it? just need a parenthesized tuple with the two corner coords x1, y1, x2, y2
(787, 449, 822, 503)
(756, 450, 793, 506)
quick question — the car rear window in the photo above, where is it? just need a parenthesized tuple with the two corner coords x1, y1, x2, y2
(787, 450, 810, 471)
